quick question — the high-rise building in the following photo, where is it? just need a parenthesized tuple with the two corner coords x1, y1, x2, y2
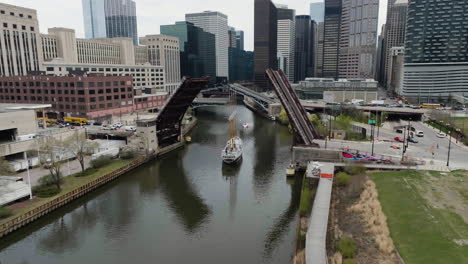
(375, 25, 386, 83)
(338, 0, 379, 79)
(160, 21, 216, 84)
(0, 3, 44, 76)
(294, 15, 313, 82)
(276, 5, 295, 82)
(402, 0, 468, 101)
(235, 30, 244, 50)
(310, 1, 325, 23)
(229, 48, 254, 82)
(322, 0, 342, 79)
(315, 22, 325, 77)
(387, 46, 404, 94)
(140, 35, 181, 94)
(186, 11, 229, 80)
(382, 0, 407, 87)
(82, 0, 138, 45)
(254, 0, 277, 90)
(228, 27, 237, 48)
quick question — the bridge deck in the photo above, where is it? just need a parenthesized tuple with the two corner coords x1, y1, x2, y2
(266, 69, 319, 146)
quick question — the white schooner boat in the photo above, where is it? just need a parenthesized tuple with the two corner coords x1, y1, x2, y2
(222, 91, 243, 164)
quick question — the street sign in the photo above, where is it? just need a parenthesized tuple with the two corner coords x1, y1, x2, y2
(368, 120, 376, 125)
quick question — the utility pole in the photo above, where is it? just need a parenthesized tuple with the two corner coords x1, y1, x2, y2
(371, 123, 375, 156)
(447, 129, 452, 167)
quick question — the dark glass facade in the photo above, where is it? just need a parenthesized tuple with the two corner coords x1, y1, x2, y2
(161, 22, 216, 84)
(104, 0, 138, 45)
(322, 0, 341, 79)
(254, 0, 277, 91)
(235, 30, 244, 50)
(229, 48, 254, 82)
(405, 0, 468, 64)
(295, 15, 314, 82)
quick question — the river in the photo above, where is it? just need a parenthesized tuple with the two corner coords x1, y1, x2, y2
(0, 105, 301, 264)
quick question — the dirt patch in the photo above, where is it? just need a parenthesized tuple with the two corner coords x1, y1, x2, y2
(328, 177, 402, 264)
(418, 171, 468, 223)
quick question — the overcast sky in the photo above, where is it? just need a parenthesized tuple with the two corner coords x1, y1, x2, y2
(5, 0, 387, 51)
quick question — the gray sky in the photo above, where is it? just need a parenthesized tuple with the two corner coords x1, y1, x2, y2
(5, 0, 387, 51)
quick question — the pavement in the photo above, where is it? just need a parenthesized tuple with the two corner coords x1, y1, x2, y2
(14, 157, 91, 187)
(314, 121, 468, 171)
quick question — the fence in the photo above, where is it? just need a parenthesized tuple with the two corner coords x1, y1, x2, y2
(0, 156, 147, 238)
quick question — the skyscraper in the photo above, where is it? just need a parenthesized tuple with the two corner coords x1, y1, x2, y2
(315, 22, 325, 77)
(235, 30, 244, 50)
(295, 15, 313, 82)
(322, 0, 341, 79)
(276, 5, 295, 82)
(82, 0, 138, 45)
(186, 11, 229, 80)
(254, 0, 277, 90)
(160, 21, 216, 84)
(338, 0, 379, 79)
(228, 27, 237, 48)
(0, 3, 44, 76)
(402, 0, 468, 101)
(310, 1, 325, 23)
(382, 0, 407, 87)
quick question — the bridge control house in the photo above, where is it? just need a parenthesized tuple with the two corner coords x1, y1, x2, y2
(0, 74, 168, 121)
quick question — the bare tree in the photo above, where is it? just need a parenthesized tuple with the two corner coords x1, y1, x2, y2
(38, 137, 67, 190)
(65, 130, 97, 172)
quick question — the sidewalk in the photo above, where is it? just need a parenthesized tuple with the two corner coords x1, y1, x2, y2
(14, 157, 91, 187)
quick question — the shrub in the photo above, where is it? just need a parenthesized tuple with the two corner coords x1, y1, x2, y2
(343, 259, 356, 264)
(75, 168, 98, 177)
(119, 151, 135, 160)
(32, 185, 60, 198)
(0, 206, 13, 219)
(338, 237, 357, 258)
(38, 174, 63, 187)
(299, 184, 313, 217)
(336, 172, 351, 186)
(91, 155, 112, 169)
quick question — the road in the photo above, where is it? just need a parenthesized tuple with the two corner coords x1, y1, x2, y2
(314, 121, 468, 171)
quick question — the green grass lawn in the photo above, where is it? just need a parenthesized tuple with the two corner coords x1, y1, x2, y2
(370, 171, 468, 264)
(0, 159, 132, 226)
(453, 117, 468, 134)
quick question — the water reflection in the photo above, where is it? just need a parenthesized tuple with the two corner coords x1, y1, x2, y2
(159, 152, 212, 234)
(222, 163, 241, 220)
(263, 177, 302, 258)
(253, 114, 278, 197)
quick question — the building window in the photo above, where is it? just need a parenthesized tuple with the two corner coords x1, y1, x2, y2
(30, 26, 34, 31)
(89, 82, 95, 87)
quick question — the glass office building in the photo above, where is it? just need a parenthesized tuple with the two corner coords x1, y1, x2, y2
(161, 22, 216, 84)
(82, 0, 138, 45)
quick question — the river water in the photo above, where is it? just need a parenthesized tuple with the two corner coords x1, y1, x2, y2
(0, 105, 301, 264)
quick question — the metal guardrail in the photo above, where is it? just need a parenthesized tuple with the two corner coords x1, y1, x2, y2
(0, 157, 147, 238)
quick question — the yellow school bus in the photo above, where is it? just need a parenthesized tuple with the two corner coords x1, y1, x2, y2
(420, 104, 441, 109)
(64, 117, 88, 125)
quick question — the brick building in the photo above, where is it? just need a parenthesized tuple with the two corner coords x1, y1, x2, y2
(0, 75, 167, 120)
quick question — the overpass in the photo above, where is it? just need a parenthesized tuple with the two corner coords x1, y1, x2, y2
(302, 101, 427, 115)
(192, 97, 229, 108)
(229, 83, 276, 111)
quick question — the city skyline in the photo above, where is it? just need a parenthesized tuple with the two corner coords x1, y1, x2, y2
(2, 0, 388, 51)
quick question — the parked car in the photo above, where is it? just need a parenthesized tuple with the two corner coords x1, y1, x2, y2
(396, 129, 403, 134)
(408, 137, 419, 143)
(391, 145, 401, 149)
(436, 132, 446, 138)
(394, 137, 404, 142)
(415, 130, 424, 137)
(124, 126, 137, 132)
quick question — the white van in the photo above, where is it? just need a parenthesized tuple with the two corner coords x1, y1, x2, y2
(415, 130, 424, 137)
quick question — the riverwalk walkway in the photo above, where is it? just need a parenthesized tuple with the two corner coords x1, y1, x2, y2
(305, 162, 334, 264)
